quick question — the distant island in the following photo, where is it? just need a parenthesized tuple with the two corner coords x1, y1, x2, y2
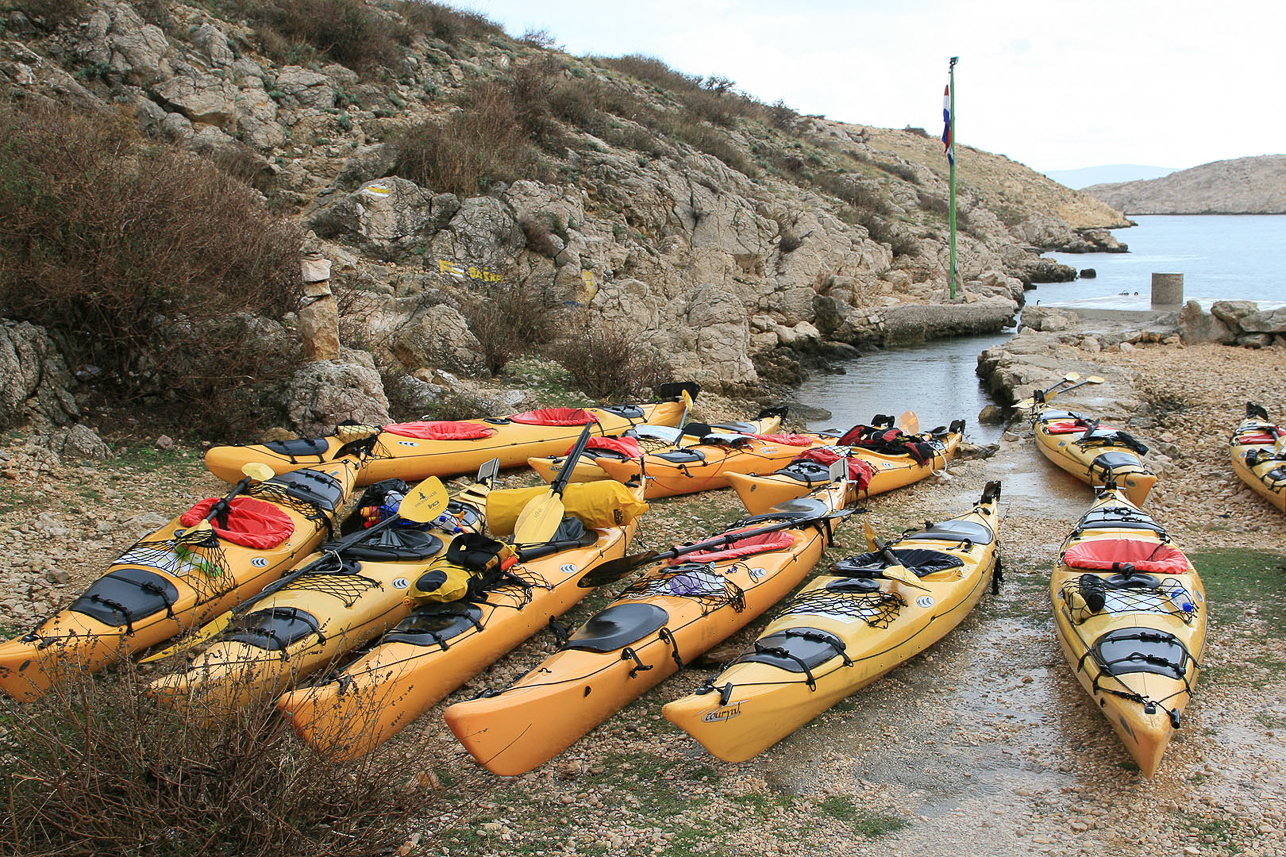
(1044, 164, 1176, 190)
(1083, 154, 1286, 214)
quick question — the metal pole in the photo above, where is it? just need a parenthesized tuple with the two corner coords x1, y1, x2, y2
(948, 56, 958, 301)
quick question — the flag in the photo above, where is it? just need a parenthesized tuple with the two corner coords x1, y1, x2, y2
(941, 83, 953, 165)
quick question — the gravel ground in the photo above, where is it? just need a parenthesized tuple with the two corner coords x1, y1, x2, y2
(1, 337, 1285, 856)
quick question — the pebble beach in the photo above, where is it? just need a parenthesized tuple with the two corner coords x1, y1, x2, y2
(2, 335, 1285, 856)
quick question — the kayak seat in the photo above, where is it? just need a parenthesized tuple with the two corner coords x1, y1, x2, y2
(655, 449, 705, 465)
(263, 437, 330, 458)
(1089, 451, 1145, 474)
(383, 602, 485, 648)
(564, 603, 669, 653)
(264, 468, 346, 513)
(733, 496, 830, 529)
(1077, 508, 1166, 535)
(778, 461, 832, 484)
(1081, 431, 1149, 455)
(903, 520, 994, 546)
(70, 567, 180, 626)
(1103, 572, 1161, 590)
(600, 404, 645, 420)
(342, 529, 443, 562)
(710, 421, 756, 434)
(822, 577, 881, 593)
(1038, 410, 1082, 423)
(833, 549, 964, 578)
(1091, 627, 1190, 680)
(737, 627, 848, 673)
(226, 607, 321, 651)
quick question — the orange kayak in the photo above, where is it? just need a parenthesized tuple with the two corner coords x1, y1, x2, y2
(727, 421, 964, 515)
(205, 396, 691, 486)
(0, 462, 358, 701)
(443, 482, 851, 775)
(277, 514, 640, 759)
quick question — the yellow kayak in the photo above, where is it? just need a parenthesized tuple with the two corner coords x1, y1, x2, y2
(727, 421, 964, 516)
(663, 481, 1000, 762)
(1034, 404, 1156, 505)
(1229, 402, 1286, 512)
(276, 511, 642, 760)
(205, 393, 692, 486)
(1051, 484, 1205, 777)
(145, 489, 487, 717)
(443, 482, 852, 775)
(0, 462, 358, 701)
(526, 409, 786, 484)
(594, 431, 825, 500)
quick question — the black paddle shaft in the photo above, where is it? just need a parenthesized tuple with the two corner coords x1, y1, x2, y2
(551, 422, 596, 497)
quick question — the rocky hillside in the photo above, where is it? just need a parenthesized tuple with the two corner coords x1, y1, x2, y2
(1085, 154, 1286, 214)
(1, 0, 1130, 439)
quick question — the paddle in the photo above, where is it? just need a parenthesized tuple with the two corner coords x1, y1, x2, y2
(513, 422, 595, 545)
(141, 475, 450, 663)
(174, 462, 277, 547)
(1054, 375, 1105, 398)
(579, 506, 856, 588)
(1014, 372, 1084, 410)
(678, 388, 694, 429)
(896, 410, 920, 435)
(862, 521, 931, 592)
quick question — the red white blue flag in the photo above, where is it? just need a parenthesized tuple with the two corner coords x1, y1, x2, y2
(941, 83, 953, 165)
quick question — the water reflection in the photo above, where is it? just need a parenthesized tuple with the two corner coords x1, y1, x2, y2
(792, 333, 1013, 444)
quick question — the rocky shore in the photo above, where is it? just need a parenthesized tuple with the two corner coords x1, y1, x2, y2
(1, 333, 1284, 856)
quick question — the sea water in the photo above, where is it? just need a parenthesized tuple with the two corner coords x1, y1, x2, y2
(792, 215, 1286, 443)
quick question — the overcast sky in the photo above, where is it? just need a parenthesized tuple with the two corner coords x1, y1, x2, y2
(468, 0, 1284, 174)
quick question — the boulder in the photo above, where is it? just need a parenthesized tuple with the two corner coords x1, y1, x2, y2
(153, 73, 242, 130)
(307, 177, 439, 259)
(685, 284, 756, 387)
(1178, 300, 1234, 344)
(1210, 300, 1260, 328)
(274, 66, 336, 109)
(392, 305, 487, 376)
(1019, 305, 1081, 333)
(1237, 307, 1286, 334)
(285, 350, 390, 435)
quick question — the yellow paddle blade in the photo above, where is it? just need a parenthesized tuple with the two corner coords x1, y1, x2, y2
(882, 563, 931, 592)
(401, 476, 449, 524)
(513, 492, 565, 545)
(897, 410, 919, 434)
(1014, 397, 1035, 410)
(241, 462, 276, 482)
(1085, 375, 1105, 384)
(863, 521, 879, 552)
(138, 611, 234, 663)
(1063, 372, 1081, 383)
(175, 520, 216, 545)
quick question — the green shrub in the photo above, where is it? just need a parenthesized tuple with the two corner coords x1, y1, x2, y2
(0, 98, 302, 436)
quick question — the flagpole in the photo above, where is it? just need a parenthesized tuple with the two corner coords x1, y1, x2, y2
(948, 56, 958, 301)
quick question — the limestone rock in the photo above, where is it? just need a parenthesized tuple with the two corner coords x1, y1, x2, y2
(1019, 306, 1081, 333)
(392, 305, 486, 376)
(1237, 306, 1286, 334)
(79, 3, 170, 86)
(274, 66, 336, 109)
(285, 351, 390, 435)
(0, 320, 79, 430)
(1179, 300, 1234, 344)
(307, 177, 438, 258)
(154, 73, 242, 130)
(1210, 300, 1260, 328)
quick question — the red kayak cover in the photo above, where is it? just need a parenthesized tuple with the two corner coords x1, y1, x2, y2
(1063, 539, 1190, 574)
(179, 496, 295, 550)
(794, 447, 876, 489)
(510, 407, 600, 426)
(385, 421, 496, 440)
(678, 529, 796, 564)
(751, 433, 817, 447)
(1044, 420, 1091, 435)
(578, 436, 643, 457)
(1236, 431, 1280, 445)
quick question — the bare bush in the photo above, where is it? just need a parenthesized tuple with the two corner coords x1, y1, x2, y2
(458, 282, 558, 376)
(0, 663, 418, 857)
(0, 98, 302, 436)
(545, 317, 667, 400)
(395, 0, 503, 43)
